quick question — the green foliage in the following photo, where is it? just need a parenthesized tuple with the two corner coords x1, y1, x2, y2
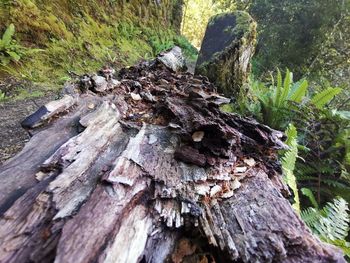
(0, 0, 196, 98)
(174, 35, 198, 60)
(311, 87, 342, 109)
(301, 188, 319, 209)
(248, 0, 346, 76)
(0, 90, 5, 101)
(281, 124, 300, 212)
(252, 69, 309, 129)
(238, 69, 349, 221)
(246, 69, 344, 130)
(294, 104, 350, 205)
(0, 24, 25, 66)
(301, 197, 350, 256)
(213, 0, 250, 11)
(335, 129, 350, 169)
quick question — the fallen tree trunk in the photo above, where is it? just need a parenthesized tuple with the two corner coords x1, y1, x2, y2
(0, 47, 345, 263)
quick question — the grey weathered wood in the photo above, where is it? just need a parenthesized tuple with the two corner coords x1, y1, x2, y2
(0, 47, 345, 263)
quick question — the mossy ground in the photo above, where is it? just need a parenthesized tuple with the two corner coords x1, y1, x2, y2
(0, 0, 197, 100)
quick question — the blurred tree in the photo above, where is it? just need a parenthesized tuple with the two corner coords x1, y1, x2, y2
(212, 0, 251, 11)
(249, 0, 349, 82)
(181, 0, 215, 48)
(181, 0, 237, 48)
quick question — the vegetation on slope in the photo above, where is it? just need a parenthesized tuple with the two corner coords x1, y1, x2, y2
(0, 0, 197, 100)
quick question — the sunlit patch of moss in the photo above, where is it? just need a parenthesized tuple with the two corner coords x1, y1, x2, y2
(13, 87, 45, 101)
(219, 103, 234, 113)
(0, 0, 197, 99)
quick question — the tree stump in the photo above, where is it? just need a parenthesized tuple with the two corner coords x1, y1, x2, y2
(0, 47, 345, 263)
(195, 11, 257, 99)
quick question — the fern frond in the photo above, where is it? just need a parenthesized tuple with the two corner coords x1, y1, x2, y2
(322, 179, 350, 191)
(274, 68, 282, 106)
(279, 69, 292, 107)
(284, 124, 298, 146)
(332, 110, 350, 120)
(301, 207, 322, 226)
(289, 79, 308, 103)
(311, 87, 342, 109)
(302, 197, 349, 242)
(1, 23, 15, 47)
(301, 188, 319, 208)
(317, 198, 350, 241)
(282, 124, 300, 212)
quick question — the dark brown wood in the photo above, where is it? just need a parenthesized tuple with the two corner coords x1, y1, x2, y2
(0, 47, 345, 263)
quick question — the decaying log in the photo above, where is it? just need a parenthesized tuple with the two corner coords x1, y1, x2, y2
(0, 47, 345, 263)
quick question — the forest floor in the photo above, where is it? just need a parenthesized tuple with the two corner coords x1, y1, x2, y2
(0, 95, 55, 164)
(0, 80, 56, 164)
(0, 57, 197, 165)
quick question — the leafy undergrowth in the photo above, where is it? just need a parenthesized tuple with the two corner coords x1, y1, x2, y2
(0, 0, 197, 100)
(221, 68, 350, 255)
(302, 197, 350, 257)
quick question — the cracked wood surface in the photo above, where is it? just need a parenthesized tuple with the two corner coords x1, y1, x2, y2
(0, 47, 345, 263)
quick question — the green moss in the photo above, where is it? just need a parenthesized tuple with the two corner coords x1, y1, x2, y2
(234, 11, 256, 35)
(0, 0, 195, 100)
(14, 88, 45, 100)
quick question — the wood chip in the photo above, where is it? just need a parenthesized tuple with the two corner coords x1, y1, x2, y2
(192, 131, 205, 142)
(148, 134, 158, 144)
(221, 190, 234, 199)
(231, 179, 241, 190)
(210, 185, 222, 197)
(131, 93, 142, 101)
(35, 171, 47, 181)
(243, 158, 256, 167)
(169, 123, 181, 129)
(234, 166, 247, 173)
(195, 184, 210, 196)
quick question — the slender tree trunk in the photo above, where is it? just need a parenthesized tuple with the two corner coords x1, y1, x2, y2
(0, 47, 345, 263)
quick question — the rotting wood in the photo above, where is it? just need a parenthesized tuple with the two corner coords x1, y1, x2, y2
(0, 47, 346, 263)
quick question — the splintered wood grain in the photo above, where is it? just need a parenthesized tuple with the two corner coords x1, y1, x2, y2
(200, 170, 345, 262)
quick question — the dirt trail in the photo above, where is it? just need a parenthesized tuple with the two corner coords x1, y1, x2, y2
(0, 95, 55, 164)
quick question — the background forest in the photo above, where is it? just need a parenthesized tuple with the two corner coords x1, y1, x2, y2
(182, 0, 350, 256)
(0, 0, 349, 258)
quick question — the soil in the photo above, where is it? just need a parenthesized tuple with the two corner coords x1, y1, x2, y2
(0, 95, 56, 165)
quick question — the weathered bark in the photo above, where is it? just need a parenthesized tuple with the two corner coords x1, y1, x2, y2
(0, 47, 345, 263)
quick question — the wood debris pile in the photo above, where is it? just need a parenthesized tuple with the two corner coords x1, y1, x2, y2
(0, 47, 345, 262)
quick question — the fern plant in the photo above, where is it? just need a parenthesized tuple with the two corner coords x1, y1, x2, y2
(295, 102, 350, 205)
(253, 69, 309, 129)
(0, 24, 24, 66)
(281, 123, 300, 213)
(0, 24, 42, 66)
(250, 69, 342, 131)
(301, 197, 350, 256)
